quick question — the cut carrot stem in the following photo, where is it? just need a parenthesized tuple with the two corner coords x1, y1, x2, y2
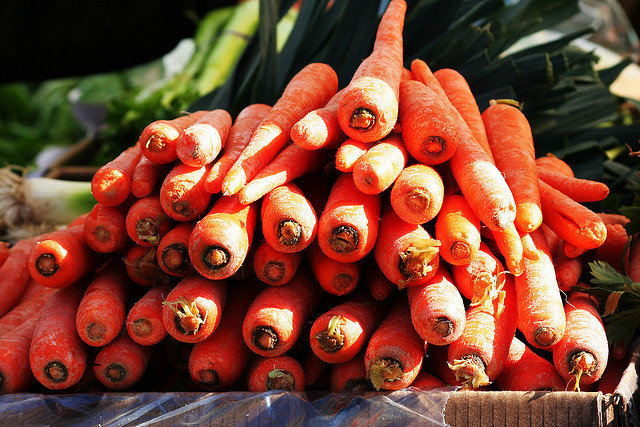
(535, 153, 574, 177)
(0, 236, 40, 317)
(365, 259, 395, 301)
(451, 242, 506, 307)
(246, 355, 306, 392)
(390, 163, 444, 225)
(352, 133, 409, 194)
(306, 241, 360, 296)
(91, 145, 141, 207)
(335, 139, 372, 173)
(157, 222, 196, 277)
(176, 109, 232, 167)
(93, 333, 152, 390)
(253, 239, 302, 286)
(139, 111, 209, 164)
(537, 167, 609, 202)
(125, 196, 173, 247)
(330, 352, 373, 392)
(126, 285, 171, 346)
(123, 244, 172, 287)
(130, 155, 167, 198)
(435, 193, 481, 266)
(83, 203, 128, 254)
(160, 163, 213, 222)
(291, 88, 346, 150)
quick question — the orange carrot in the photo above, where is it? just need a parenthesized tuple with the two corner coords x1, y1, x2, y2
(334, 139, 372, 173)
(176, 109, 232, 167)
(0, 283, 53, 337)
(390, 163, 444, 225)
(535, 153, 574, 177)
(157, 222, 196, 277)
(451, 242, 506, 306)
(91, 145, 141, 207)
(253, 239, 302, 286)
(0, 237, 40, 317)
(246, 355, 305, 392)
(537, 167, 609, 203)
(352, 133, 409, 194)
(126, 285, 171, 346)
(83, 203, 128, 254)
(125, 196, 173, 247)
(0, 314, 41, 393)
(123, 244, 172, 287)
(628, 236, 640, 282)
(329, 352, 373, 392)
(555, 251, 584, 293)
(435, 193, 481, 266)
(160, 163, 213, 222)
(594, 223, 630, 271)
(291, 88, 346, 150)
(491, 222, 525, 276)
(306, 241, 360, 296)
(93, 333, 152, 390)
(409, 59, 448, 99)
(130, 155, 167, 198)
(563, 241, 589, 259)
(411, 369, 446, 390)
(139, 111, 209, 164)
(365, 259, 394, 301)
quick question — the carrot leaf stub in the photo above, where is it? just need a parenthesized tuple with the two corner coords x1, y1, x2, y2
(398, 240, 440, 284)
(448, 355, 490, 390)
(163, 297, 205, 335)
(315, 316, 346, 353)
(198, 369, 220, 388)
(267, 369, 296, 391)
(36, 253, 59, 277)
(369, 357, 404, 391)
(569, 351, 598, 392)
(202, 245, 230, 270)
(329, 225, 359, 253)
(277, 220, 303, 246)
(252, 326, 279, 351)
(104, 363, 127, 383)
(350, 108, 376, 132)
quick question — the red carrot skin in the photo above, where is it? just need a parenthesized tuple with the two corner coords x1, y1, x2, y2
(291, 88, 346, 150)
(260, 182, 318, 253)
(0, 314, 41, 393)
(411, 370, 446, 390)
(242, 268, 322, 357)
(125, 196, 173, 247)
(596, 357, 627, 394)
(407, 265, 466, 346)
(0, 241, 9, 268)
(334, 139, 372, 173)
(126, 285, 171, 346)
(310, 293, 384, 364)
(426, 344, 460, 387)
(246, 355, 306, 392)
(628, 236, 640, 282)
(398, 80, 460, 164)
(515, 228, 566, 349)
(317, 173, 381, 263)
(330, 352, 374, 392)
(553, 292, 608, 391)
(160, 163, 213, 222)
(364, 299, 425, 390)
(0, 284, 54, 337)
(535, 154, 574, 177)
(0, 237, 40, 317)
(93, 333, 152, 390)
(374, 204, 440, 289)
(139, 111, 209, 164)
(130, 155, 167, 198)
(594, 223, 630, 271)
(435, 193, 481, 266)
(76, 261, 129, 347)
(495, 336, 565, 391)
(555, 252, 584, 292)
(390, 164, 444, 225)
(157, 222, 196, 277)
(238, 143, 333, 205)
(563, 242, 588, 259)
(163, 337, 192, 371)
(84, 203, 128, 253)
(253, 240, 302, 287)
(539, 180, 607, 250)
(30, 282, 88, 390)
(537, 167, 609, 202)
(352, 133, 409, 194)
(91, 145, 142, 207)
(307, 240, 360, 296)
(491, 222, 524, 276)
(337, 0, 406, 143)
(189, 195, 258, 280)
(598, 212, 630, 227)
(451, 242, 505, 306)
(161, 275, 227, 344)
(304, 351, 330, 390)
(123, 244, 172, 287)
(222, 63, 338, 196)
(366, 259, 394, 301)
(15, 277, 47, 307)
(176, 109, 232, 167)
(483, 103, 542, 233)
(204, 104, 271, 194)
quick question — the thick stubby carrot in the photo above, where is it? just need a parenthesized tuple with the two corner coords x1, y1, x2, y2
(310, 293, 384, 364)
(0, 314, 41, 393)
(335, 139, 372, 173)
(483, 103, 542, 233)
(411, 370, 446, 390)
(93, 333, 152, 390)
(535, 154, 574, 177)
(160, 163, 213, 222)
(366, 259, 394, 301)
(139, 111, 208, 164)
(161, 275, 227, 344)
(307, 241, 359, 296)
(594, 223, 629, 271)
(317, 173, 380, 263)
(125, 196, 173, 247)
(330, 352, 373, 392)
(398, 80, 460, 164)
(157, 222, 196, 277)
(364, 299, 424, 390)
(242, 269, 322, 357)
(130, 156, 167, 198)
(84, 203, 128, 254)
(435, 193, 481, 266)
(451, 242, 506, 306)
(261, 182, 317, 253)
(0, 237, 39, 317)
(0, 283, 53, 337)
(123, 244, 172, 287)
(253, 240, 302, 286)
(374, 204, 440, 289)
(553, 292, 608, 391)
(337, 0, 406, 143)
(126, 285, 171, 346)
(407, 265, 466, 346)
(30, 282, 88, 390)
(537, 167, 609, 202)
(515, 229, 566, 349)
(0, 242, 9, 268)
(352, 133, 409, 194)
(495, 337, 565, 391)
(491, 223, 525, 276)
(304, 351, 330, 390)
(238, 143, 332, 205)
(76, 261, 129, 347)
(189, 195, 258, 280)
(390, 164, 444, 224)
(291, 89, 346, 150)
(222, 63, 338, 195)
(91, 145, 141, 207)
(246, 355, 305, 392)
(176, 109, 232, 167)
(204, 104, 271, 194)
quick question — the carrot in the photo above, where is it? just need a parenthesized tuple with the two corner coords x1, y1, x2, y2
(0, 283, 54, 337)
(15, 277, 47, 306)
(253, 240, 302, 287)
(553, 291, 608, 391)
(330, 352, 373, 392)
(364, 299, 425, 390)
(0, 314, 41, 393)
(515, 228, 566, 349)
(126, 285, 171, 346)
(628, 236, 640, 283)
(30, 282, 88, 390)
(83, 203, 128, 253)
(598, 212, 630, 227)
(189, 195, 258, 280)
(307, 241, 360, 296)
(562, 241, 589, 259)
(160, 163, 213, 222)
(352, 133, 409, 194)
(537, 167, 609, 202)
(242, 268, 322, 357)
(451, 242, 506, 306)
(407, 265, 466, 346)
(411, 369, 446, 390)
(204, 104, 271, 194)
(535, 153, 574, 177)
(291, 89, 346, 151)
(0, 236, 40, 317)
(425, 344, 460, 387)
(365, 259, 394, 301)
(157, 222, 196, 277)
(317, 173, 381, 263)
(93, 333, 152, 390)
(123, 244, 172, 287)
(222, 63, 338, 195)
(310, 293, 384, 364)
(337, 0, 406, 143)
(594, 223, 630, 271)
(491, 222, 525, 276)
(398, 80, 460, 164)
(334, 139, 372, 173)
(161, 275, 227, 344)
(91, 145, 141, 207)
(139, 111, 209, 164)
(163, 337, 192, 371)
(176, 109, 232, 167)
(246, 355, 305, 392)
(435, 193, 481, 266)
(130, 155, 167, 198)
(237, 143, 332, 205)
(409, 59, 448, 99)
(390, 164, 444, 225)
(67, 212, 90, 228)
(374, 204, 440, 289)
(125, 196, 173, 247)
(483, 102, 542, 233)
(555, 252, 584, 293)
(495, 336, 565, 391)
(0, 241, 9, 268)
(304, 351, 330, 390)
(260, 182, 318, 253)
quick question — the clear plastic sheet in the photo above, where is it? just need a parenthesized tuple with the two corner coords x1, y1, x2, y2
(0, 388, 457, 426)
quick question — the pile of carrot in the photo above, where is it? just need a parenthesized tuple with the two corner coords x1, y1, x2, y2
(0, 0, 634, 395)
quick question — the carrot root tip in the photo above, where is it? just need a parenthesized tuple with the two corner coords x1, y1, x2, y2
(315, 315, 345, 353)
(398, 241, 441, 284)
(448, 356, 490, 390)
(264, 261, 285, 283)
(132, 318, 153, 337)
(277, 220, 302, 246)
(331, 273, 355, 293)
(267, 369, 295, 391)
(44, 360, 68, 384)
(252, 326, 279, 351)
(162, 244, 190, 273)
(202, 245, 230, 270)
(368, 357, 403, 391)
(104, 363, 127, 383)
(36, 253, 59, 277)
(198, 369, 220, 388)
(329, 225, 359, 253)
(434, 316, 454, 337)
(172, 201, 194, 218)
(350, 108, 376, 132)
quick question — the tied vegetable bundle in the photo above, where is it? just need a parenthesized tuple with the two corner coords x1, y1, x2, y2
(0, 0, 638, 395)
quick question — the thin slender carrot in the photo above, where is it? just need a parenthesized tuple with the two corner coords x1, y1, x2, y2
(535, 153, 574, 177)
(157, 222, 196, 277)
(352, 133, 409, 194)
(0, 314, 41, 393)
(139, 111, 209, 164)
(335, 139, 372, 173)
(91, 145, 141, 207)
(435, 193, 481, 266)
(390, 164, 444, 225)
(491, 222, 525, 276)
(176, 109, 233, 167)
(537, 167, 609, 202)
(330, 352, 373, 392)
(365, 259, 394, 301)
(451, 242, 506, 307)
(0, 236, 40, 317)
(409, 59, 448, 99)
(130, 156, 167, 198)
(125, 196, 173, 247)
(83, 203, 128, 254)
(93, 333, 152, 390)
(291, 89, 346, 150)
(126, 285, 171, 346)
(123, 244, 172, 288)
(246, 355, 305, 392)
(253, 239, 302, 286)
(160, 163, 213, 222)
